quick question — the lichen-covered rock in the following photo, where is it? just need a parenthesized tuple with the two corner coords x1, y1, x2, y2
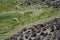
(5, 18, 60, 40)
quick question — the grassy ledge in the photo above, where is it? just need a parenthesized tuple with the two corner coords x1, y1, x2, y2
(0, 8, 60, 40)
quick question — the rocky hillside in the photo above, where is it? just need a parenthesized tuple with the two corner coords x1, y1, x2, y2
(6, 17, 60, 40)
(21, 0, 60, 8)
(0, 0, 60, 40)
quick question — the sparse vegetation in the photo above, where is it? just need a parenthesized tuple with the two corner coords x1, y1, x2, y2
(0, 0, 60, 40)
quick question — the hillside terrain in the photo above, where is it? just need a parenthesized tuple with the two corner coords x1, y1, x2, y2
(0, 0, 60, 40)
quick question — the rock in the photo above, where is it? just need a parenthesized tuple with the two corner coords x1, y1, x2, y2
(13, 18, 19, 22)
(19, 12, 24, 16)
(14, 5, 20, 10)
(5, 18, 60, 40)
(21, 0, 60, 8)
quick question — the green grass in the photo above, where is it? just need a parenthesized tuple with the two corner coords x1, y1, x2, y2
(0, 11, 33, 34)
(0, 12, 18, 20)
(0, 0, 23, 12)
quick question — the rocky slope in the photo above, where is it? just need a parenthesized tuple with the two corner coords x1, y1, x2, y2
(5, 18, 60, 40)
(21, 0, 60, 8)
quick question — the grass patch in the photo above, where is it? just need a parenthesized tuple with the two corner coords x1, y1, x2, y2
(0, 11, 33, 34)
(0, 0, 23, 12)
(0, 9, 55, 34)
